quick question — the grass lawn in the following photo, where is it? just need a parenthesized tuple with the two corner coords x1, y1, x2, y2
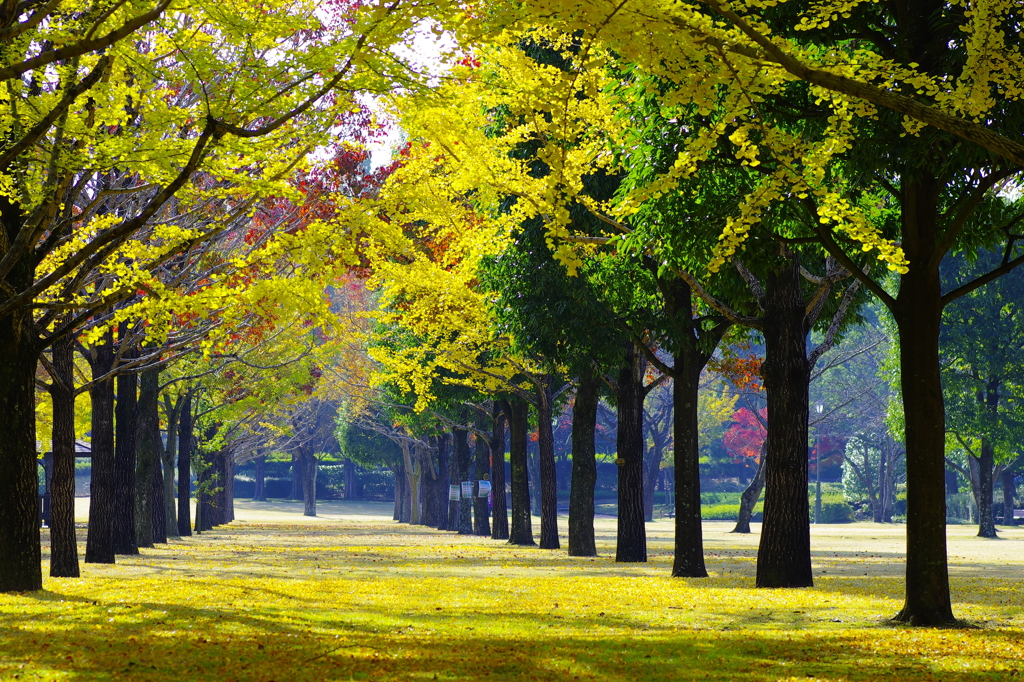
(2, 500, 1023, 680)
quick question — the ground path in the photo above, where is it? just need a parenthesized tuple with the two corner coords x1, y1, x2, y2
(2, 501, 1023, 680)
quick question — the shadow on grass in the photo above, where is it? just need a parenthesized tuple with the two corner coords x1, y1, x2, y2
(2, 589, 1022, 681)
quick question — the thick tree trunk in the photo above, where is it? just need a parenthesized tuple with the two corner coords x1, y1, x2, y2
(1003, 468, 1016, 526)
(0, 208, 43, 592)
(394, 462, 405, 521)
(892, 178, 955, 625)
(253, 456, 267, 501)
(733, 444, 766, 534)
(176, 392, 193, 537)
(112, 366, 139, 555)
(616, 344, 647, 563)
(135, 367, 160, 549)
(756, 252, 812, 588)
(435, 435, 451, 530)
(976, 443, 996, 538)
(473, 411, 491, 537)
(454, 425, 473, 534)
(506, 398, 535, 546)
(672, 343, 708, 578)
(491, 407, 509, 540)
(568, 372, 598, 556)
(537, 381, 559, 549)
(400, 444, 420, 524)
(301, 452, 318, 517)
(224, 455, 235, 523)
(161, 396, 179, 538)
(48, 335, 80, 578)
(86, 332, 117, 564)
(421, 439, 440, 527)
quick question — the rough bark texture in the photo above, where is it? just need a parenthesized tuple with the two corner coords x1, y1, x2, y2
(672, 343, 708, 578)
(421, 439, 441, 528)
(892, 178, 955, 626)
(0, 201, 43, 592)
(253, 456, 267, 501)
(506, 398, 535, 546)
(176, 392, 193, 537)
(733, 442, 767, 534)
(568, 372, 598, 557)
(85, 332, 116, 564)
(490, 408, 509, 541)
(643, 441, 665, 523)
(343, 458, 358, 501)
(48, 335, 79, 578)
(756, 252, 812, 588)
(616, 345, 647, 563)
(291, 452, 303, 501)
(536, 381, 559, 549)
(135, 367, 160, 548)
(454, 426, 473, 534)
(112, 367, 139, 555)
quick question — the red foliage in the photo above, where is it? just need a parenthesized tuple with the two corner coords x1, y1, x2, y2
(708, 353, 763, 391)
(723, 407, 767, 463)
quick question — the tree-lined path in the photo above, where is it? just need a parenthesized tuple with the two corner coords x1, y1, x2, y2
(3, 505, 1023, 680)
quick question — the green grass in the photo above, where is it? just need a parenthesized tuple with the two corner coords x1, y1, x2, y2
(2, 500, 1023, 680)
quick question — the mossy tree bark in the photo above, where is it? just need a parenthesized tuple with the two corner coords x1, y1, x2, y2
(615, 344, 647, 563)
(135, 367, 160, 548)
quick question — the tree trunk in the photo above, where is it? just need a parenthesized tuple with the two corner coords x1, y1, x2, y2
(569, 371, 598, 556)
(616, 344, 647, 563)
(402, 444, 422, 525)
(152, 453, 167, 544)
(48, 335, 79, 578)
(435, 435, 451, 530)
(454, 425, 473, 534)
(672, 342, 708, 578)
(0, 220, 42, 592)
(473, 411, 491, 537)
(394, 462, 404, 521)
(135, 367, 160, 548)
(733, 443, 766, 534)
(253, 455, 267, 501)
(224, 455, 235, 523)
(1003, 468, 1016, 526)
(291, 452, 303, 501)
(976, 443, 996, 538)
(874, 440, 886, 523)
(161, 396, 180, 538)
(506, 397, 535, 546)
(892, 177, 955, 625)
(976, 377, 999, 537)
(112, 365, 139, 555)
(537, 381, 559, 549)
(85, 331, 117, 565)
(301, 451, 318, 517)
(421, 439, 440, 527)
(491, 407, 509, 541)
(343, 458, 357, 501)
(756, 252, 812, 588)
(176, 392, 193, 537)
(643, 439, 664, 523)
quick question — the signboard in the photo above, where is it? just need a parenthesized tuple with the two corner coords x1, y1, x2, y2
(461, 481, 474, 499)
(477, 480, 492, 497)
(449, 484, 461, 501)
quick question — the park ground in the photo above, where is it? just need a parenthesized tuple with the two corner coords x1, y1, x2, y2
(2, 502, 1023, 681)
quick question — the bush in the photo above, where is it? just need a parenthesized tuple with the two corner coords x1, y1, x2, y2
(816, 495, 854, 523)
(701, 503, 762, 522)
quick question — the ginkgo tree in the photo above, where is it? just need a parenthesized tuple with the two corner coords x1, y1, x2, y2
(0, 0, 446, 593)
